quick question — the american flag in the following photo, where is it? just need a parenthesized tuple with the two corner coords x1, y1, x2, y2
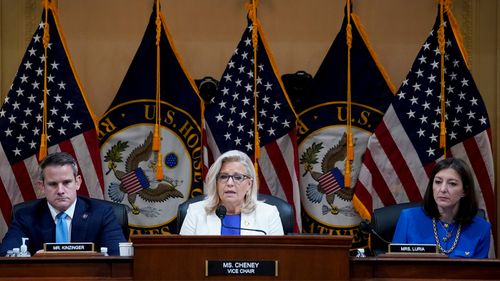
(203, 19, 301, 232)
(120, 168, 150, 195)
(0, 4, 104, 238)
(354, 9, 495, 225)
(318, 169, 344, 195)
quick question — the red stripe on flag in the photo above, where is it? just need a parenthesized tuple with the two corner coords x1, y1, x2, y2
(121, 172, 144, 194)
(319, 173, 341, 195)
(11, 161, 37, 201)
(376, 123, 422, 202)
(463, 137, 495, 222)
(264, 141, 294, 202)
(257, 168, 271, 195)
(58, 141, 90, 197)
(423, 160, 436, 178)
(83, 130, 104, 192)
(354, 182, 373, 214)
(0, 179, 13, 225)
(361, 149, 396, 207)
(202, 128, 216, 181)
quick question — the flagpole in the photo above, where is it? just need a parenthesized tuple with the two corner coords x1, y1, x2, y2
(345, 0, 354, 187)
(249, 0, 261, 180)
(154, 0, 164, 180)
(438, 0, 447, 157)
(39, 0, 51, 160)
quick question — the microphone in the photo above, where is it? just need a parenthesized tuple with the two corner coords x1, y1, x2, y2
(359, 220, 391, 245)
(215, 205, 267, 235)
(215, 205, 227, 220)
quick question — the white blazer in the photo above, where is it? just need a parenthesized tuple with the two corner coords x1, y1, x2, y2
(180, 200, 284, 235)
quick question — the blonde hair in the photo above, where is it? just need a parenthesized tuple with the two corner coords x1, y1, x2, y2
(204, 150, 258, 214)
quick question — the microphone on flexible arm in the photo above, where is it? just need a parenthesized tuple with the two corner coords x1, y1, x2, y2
(215, 205, 267, 235)
(359, 220, 391, 245)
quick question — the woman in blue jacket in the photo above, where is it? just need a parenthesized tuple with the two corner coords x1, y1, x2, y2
(393, 158, 490, 258)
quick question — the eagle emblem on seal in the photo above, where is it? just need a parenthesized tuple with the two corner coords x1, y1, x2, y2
(300, 132, 355, 215)
(103, 131, 184, 215)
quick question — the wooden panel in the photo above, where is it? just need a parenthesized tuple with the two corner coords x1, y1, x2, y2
(132, 235, 353, 281)
(350, 256, 500, 281)
(0, 256, 133, 281)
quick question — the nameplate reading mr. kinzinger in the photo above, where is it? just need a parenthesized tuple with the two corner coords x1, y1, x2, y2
(44, 242, 95, 253)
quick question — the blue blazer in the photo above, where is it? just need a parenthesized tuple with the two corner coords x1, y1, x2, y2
(0, 196, 126, 256)
(392, 207, 491, 258)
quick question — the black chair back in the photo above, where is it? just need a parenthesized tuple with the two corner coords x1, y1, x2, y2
(371, 202, 421, 255)
(12, 198, 129, 240)
(176, 193, 294, 234)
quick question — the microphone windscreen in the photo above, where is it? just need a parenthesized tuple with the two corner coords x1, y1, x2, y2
(215, 205, 227, 219)
(359, 220, 373, 233)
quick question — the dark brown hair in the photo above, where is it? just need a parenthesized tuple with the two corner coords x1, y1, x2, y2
(39, 152, 78, 181)
(423, 158, 478, 224)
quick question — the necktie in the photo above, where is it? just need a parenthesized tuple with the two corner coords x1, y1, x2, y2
(55, 212, 69, 243)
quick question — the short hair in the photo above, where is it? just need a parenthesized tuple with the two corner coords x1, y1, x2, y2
(39, 152, 79, 181)
(423, 157, 478, 224)
(204, 150, 258, 214)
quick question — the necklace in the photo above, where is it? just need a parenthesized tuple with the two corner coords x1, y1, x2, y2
(438, 220, 456, 242)
(432, 218, 461, 254)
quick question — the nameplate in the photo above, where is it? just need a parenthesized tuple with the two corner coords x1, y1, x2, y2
(389, 243, 437, 254)
(205, 260, 277, 276)
(44, 242, 95, 253)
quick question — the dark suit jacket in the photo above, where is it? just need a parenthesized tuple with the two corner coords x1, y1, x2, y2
(0, 196, 126, 256)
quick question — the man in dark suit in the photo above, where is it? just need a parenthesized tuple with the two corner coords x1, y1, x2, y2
(0, 152, 126, 256)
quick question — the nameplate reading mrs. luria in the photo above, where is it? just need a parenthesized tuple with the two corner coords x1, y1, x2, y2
(206, 260, 277, 276)
(389, 243, 437, 254)
(44, 242, 95, 253)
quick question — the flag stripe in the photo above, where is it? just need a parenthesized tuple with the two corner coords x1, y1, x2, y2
(360, 149, 396, 207)
(12, 162, 37, 201)
(0, 179, 13, 227)
(383, 106, 430, 193)
(257, 168, 271, 195)
(259, 146, 286, 198)
(82, 130, 105, 196)
(377, 122, 423, 202)
(74, 132, 103, 198)
(23, 155, 44, 199)
(262, 141, 293, 199)
(203, 124, 218, 173)
(0, 146, 23, 205)
(462, 137, 495, 219)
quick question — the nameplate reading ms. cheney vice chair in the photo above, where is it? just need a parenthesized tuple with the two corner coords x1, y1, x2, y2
(12, 198, 130, 240)
(176, 194, 294, 234)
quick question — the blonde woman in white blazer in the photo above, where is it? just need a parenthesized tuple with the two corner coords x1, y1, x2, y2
(180, 150, 284, 235)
